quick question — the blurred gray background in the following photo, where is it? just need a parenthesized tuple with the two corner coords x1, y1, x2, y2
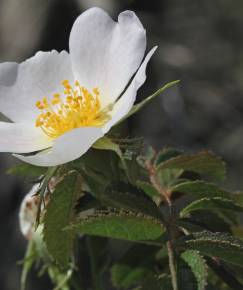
(1, 0, 243, 289)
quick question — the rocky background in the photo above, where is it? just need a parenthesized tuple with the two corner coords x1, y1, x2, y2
(1, 0, 243, 289)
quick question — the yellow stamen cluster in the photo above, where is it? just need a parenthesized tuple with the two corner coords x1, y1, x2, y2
(35, 80, 111, 139)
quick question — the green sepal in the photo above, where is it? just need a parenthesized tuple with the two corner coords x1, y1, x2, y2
(121, 80, 180, 123)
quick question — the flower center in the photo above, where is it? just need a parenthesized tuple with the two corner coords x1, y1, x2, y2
(35, 80, 111, 139)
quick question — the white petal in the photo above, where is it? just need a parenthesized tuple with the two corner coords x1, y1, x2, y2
(103, 46, 157, 133)
(14, 127, 104, 166)
(69, 7, 146, 107)
(0, 50, 74, 123)
(0, 62, 18, 86)
(0, 122, 52, 153)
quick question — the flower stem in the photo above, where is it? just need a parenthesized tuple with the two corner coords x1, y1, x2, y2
(145, 158, 179, 290)
(167, 240, 178, 290)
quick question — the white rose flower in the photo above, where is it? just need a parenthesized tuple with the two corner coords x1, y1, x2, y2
(0, 7, 157, 166)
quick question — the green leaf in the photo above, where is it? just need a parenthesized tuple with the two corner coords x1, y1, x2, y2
(181, 250, 208, 290)
(136, 181, 160, 198)
(20, 241, 36, 290)
(178, 260, 197, 290)
(140, 274, 172, 290)
(180, 197, 243, 217)
(155, 148, 182, 166)
(93, 136, 130, 180)
(43, 173, 81, 269)
(156, 151, 226, 182)
(157, 168, 184, 188)
(121, 80, 180, 122)
(171, 181, 230, 199)
(93, 136, 122, 159)
(111, 264, 150, 289)
(8, 163, 47, 177)
(206, 258, 243, 290)
(178, 211, 232, 233)
(69, 210, 164, 242)
(102, 182, 164, 221)
(177, 231, 243, 267)
(48, 267, 72, 290)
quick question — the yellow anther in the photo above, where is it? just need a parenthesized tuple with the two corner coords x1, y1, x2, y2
(35, 80, 112, 139)
(36, 101, 42, 107)
(62, 80, 69, 85)
(53, 93, 60, 99)
(66, 96, 73, 102)
(64, 89, 71, 95)
(51, 99, 60, 105)
(35, 119, 43, 127)
(93, 88, 99, 95)
(36, 101, 45, 110)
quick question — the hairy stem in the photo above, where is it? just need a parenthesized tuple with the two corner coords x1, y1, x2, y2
(167, 239, 178, 290)
(146, 159, 179, 290)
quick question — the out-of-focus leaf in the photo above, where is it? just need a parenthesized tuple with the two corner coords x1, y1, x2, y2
(136, 181, 160, 198)
(156, 151, 226, 182)
(157, 168, 183, 188)
(178, 259, 197, 290)
(69, 210, 165, 242)
(171, 181, 230, 199)
(155, 148, 182, 166)
(140, 274, 172, 290)
(207, 258, 243, 290)
(20, 241, 36, 290)
(180, 197, 243, 217)
(43, 173, 81, 269)
(137, 146, 156, 168)
(8, 163, 47, 177)
(93, 136, 122, 159)
(111, 264, 150, 289)
(178, 211, 232, 233)
(48, 268, 72, 290)
(181, 250, 208, 290)
(176, 231, 243, 267)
